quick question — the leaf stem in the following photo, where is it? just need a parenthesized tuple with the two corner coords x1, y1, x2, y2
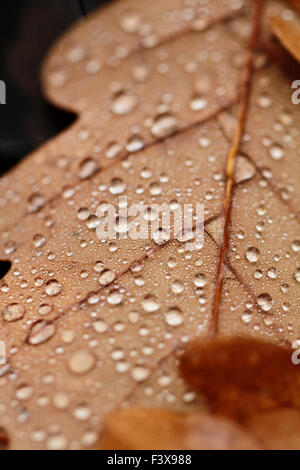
(211, 0, 264, 335)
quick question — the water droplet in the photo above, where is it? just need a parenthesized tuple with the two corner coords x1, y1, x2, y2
(111, 92, 137, 115)
(149, 181, 162, 196)
(4, 240, 16, 254)
(165, 307, 183, 326)
(151, 114, 178, 138)
(53, 392, 69, 410)
(141, 295, 160, 313)
(73, 404, 91, 421)
(291, 240, 300, 253)
(257, 293, 273, 312)
(68, 350, 96, 375)
(86, 215, 100, 229)
(77, 207, 90, 220)
(235, 156, 256, 183)
(171, 280, 184, 294)
(293, 268, 300, 283)
(120, 11, 141, 33)
(107, 291, 124, 305)
(267, 267, 277, 279)
(269, 144, 284, 160)
(193, 273, 207, 288)
(3, 303, 25, 322)
(38, 304, 53, 316)
(45, 279, 62, 296)
(79, 158, 99, 180)
(47, 434, 67, 450)
(16, 384, 33, 401)
(109, 178, 126, 194)
(27, 320, 56, 345)
(27, 193, 45, 213)
(93, 320, 108, 334)
(98, 269, 116, 286)
(106, 141, 123, 159)
(245, 247, 260, 263)
(126, 134, 145, 152)
(33, 234, 46, 248)
(190, 94, 207, 111)
(131, 366, 150, 382)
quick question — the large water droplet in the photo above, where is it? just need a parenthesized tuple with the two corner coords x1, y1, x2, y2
(3, 303, 25, 322)
(79, 158, 99, 180)
(111, 92, 137, 115)
(45, 279, 62, 296)
(245, 247, 260, 263)
(257, 293, 273, 312)
(68, 350, 96, 375)
(141, 295, 160, 313)
(151, 114, 178, 138)
(164, 307, 183, 326)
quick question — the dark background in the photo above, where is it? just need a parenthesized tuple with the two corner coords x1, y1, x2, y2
(0, 0, 110, 175)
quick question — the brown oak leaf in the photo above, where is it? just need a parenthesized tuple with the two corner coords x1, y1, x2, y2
(270, 13, 300, 63)
(100, 407, 261, 450)
(180, 337, 300, 421)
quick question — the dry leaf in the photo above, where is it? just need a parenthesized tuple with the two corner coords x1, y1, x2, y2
(270, 14, 300, 63)
(180, 337, 300, 421)
(0, 0, 299, 449)
(100, 407, 261, 450)
(286, 0, 300, 13)
(246, 408, 300, 450)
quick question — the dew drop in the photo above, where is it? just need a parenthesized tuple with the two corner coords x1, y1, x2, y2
(235, 156, 256, 183)
(27, 193, 45, 213)
(294, 268, 300, 283)
(171, 280, 184, 294)
(164, 307, 183, 326)
(151, 114, 178, 139)
(16, 384, 33, 401)
(126, 134, 145, 152)
(45, 279, 62, 296)
(131, 366, 150, 382)
(245, 247, 260, 263)
(257, 293, 273, 312)
(68, 350, 96, 375)
(193, 273, 207, 288)
(109, 178, 126, 195)
(27, 320, 56, 345)
(120, 11, 141, 33)
(79, 158, 99, 180)
(3, 303, 25, 322)
(106, 141, 123, 159)
(291, 240, 300, 253)
(267, 267, 277, 279)
(33, 234, 46, 248)
(98, 269, 116, 286)
(141, 295, 160, 313)
(269, 144, 284, 160)
(111, 92, 137, 115)
(190, 94, 207, 111)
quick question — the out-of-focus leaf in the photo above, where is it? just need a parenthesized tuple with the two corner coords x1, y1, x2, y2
(180, 337, 300, 421)
(246, 408, 300, 450)
(270, 14, 300, 63)
(100, 407, 261, 450)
